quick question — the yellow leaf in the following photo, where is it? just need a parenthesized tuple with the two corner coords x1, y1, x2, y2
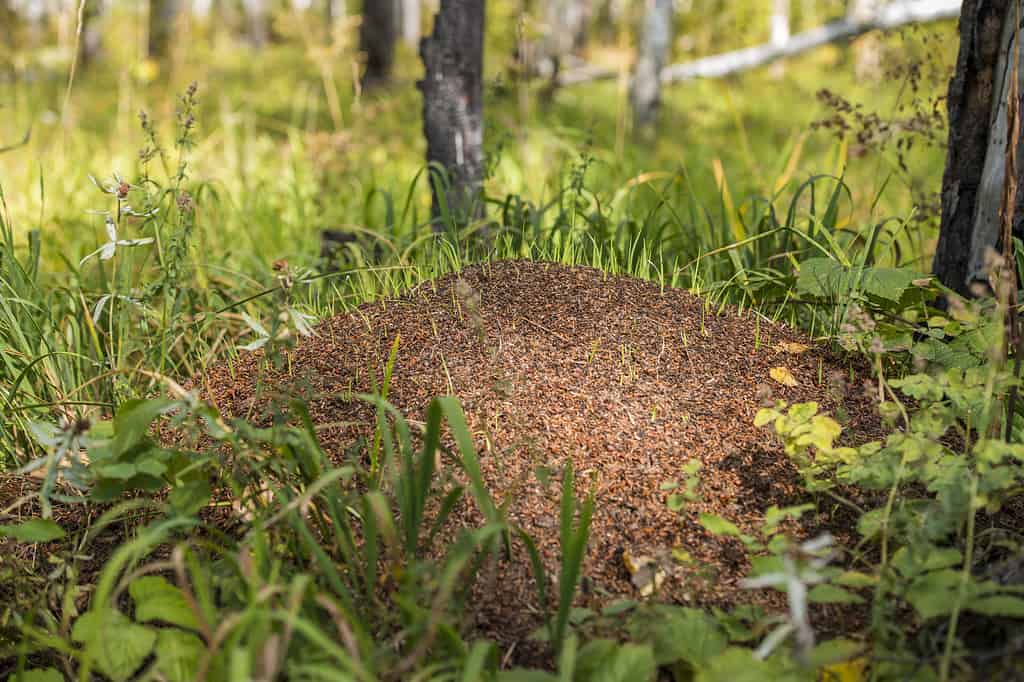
(778, 342, 810, 354)
(822, 657, 867, 682)
(135, 58, 160, 84)
(770, 367, 799, 387)
(623, 550, 666, 597)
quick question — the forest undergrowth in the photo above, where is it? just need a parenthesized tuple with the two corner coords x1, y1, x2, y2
(1, 34, 1022, 682)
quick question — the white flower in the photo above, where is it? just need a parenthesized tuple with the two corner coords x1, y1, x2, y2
(80, 217, 155, 265)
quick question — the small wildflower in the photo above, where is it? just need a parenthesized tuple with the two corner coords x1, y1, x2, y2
(176, 191, 195, 214)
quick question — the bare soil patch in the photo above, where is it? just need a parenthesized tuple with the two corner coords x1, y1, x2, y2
(197, 260, 880, 651)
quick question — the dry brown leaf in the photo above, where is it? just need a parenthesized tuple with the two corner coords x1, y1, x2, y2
(770, 366, 799, 387)
(623, 549, 666, 597)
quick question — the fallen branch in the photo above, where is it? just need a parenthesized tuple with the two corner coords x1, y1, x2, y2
(556, 0, 961, 87)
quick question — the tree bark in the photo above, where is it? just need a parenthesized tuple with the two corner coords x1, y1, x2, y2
(935, 0, 1024, 295)
(630, 0, 673, 127)
(360, 0, 398, 88)
(148, 0, 181, 58)
(419, 0, 486, 226)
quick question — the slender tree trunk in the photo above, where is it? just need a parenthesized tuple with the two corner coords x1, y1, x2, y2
(400, 0, 420, 47)
(360, 0, 398, 88)
(770, 0, 790, 78)
(148, 0, 181, 58)
(538, 0, 587, 81)
(630, 0, 672, 128)
(243, 0, 269, 48)
(419, 0, 485, 226)
(935, 0, 1024, 296)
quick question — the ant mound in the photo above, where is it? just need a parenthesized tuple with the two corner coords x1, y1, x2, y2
(200, 260, 878, 651)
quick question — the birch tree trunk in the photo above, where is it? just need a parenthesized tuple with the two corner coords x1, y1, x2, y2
(360, 0, 398, 87)
(419, 0, 485, 226)
(630, 0, 672, 127)
(243, 0, 269, 48)
(935, 0, 1024, 295)
(400, 0, 420, 47)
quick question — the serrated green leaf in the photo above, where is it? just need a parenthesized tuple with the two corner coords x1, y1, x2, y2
(796, 258, 847, 299)
(861, 267, 924, 303)
(72, 608, 156, 682)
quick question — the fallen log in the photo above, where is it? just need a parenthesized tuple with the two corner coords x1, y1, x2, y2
(555, 0, 961, 87)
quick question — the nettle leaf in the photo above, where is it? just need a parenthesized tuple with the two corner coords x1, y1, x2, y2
(628, 605, 728, 667)
(130, 576, 200, 630)
(72, 608, 156, 682)
(796, 258, 848, 299)
(0, 519, 66, 543)
(860, 267, 925, 303)
(153, 629, 205, 682)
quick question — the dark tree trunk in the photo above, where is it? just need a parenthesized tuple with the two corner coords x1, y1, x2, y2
(148, 0, 181, 58)
(419, 0, 485, 226)
(630, 0, 672, 128)
(935, 0, 1024, 296)
(360, 0, 398, 88)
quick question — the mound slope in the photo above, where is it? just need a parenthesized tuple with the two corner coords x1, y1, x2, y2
(199, 260, 878, 648)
